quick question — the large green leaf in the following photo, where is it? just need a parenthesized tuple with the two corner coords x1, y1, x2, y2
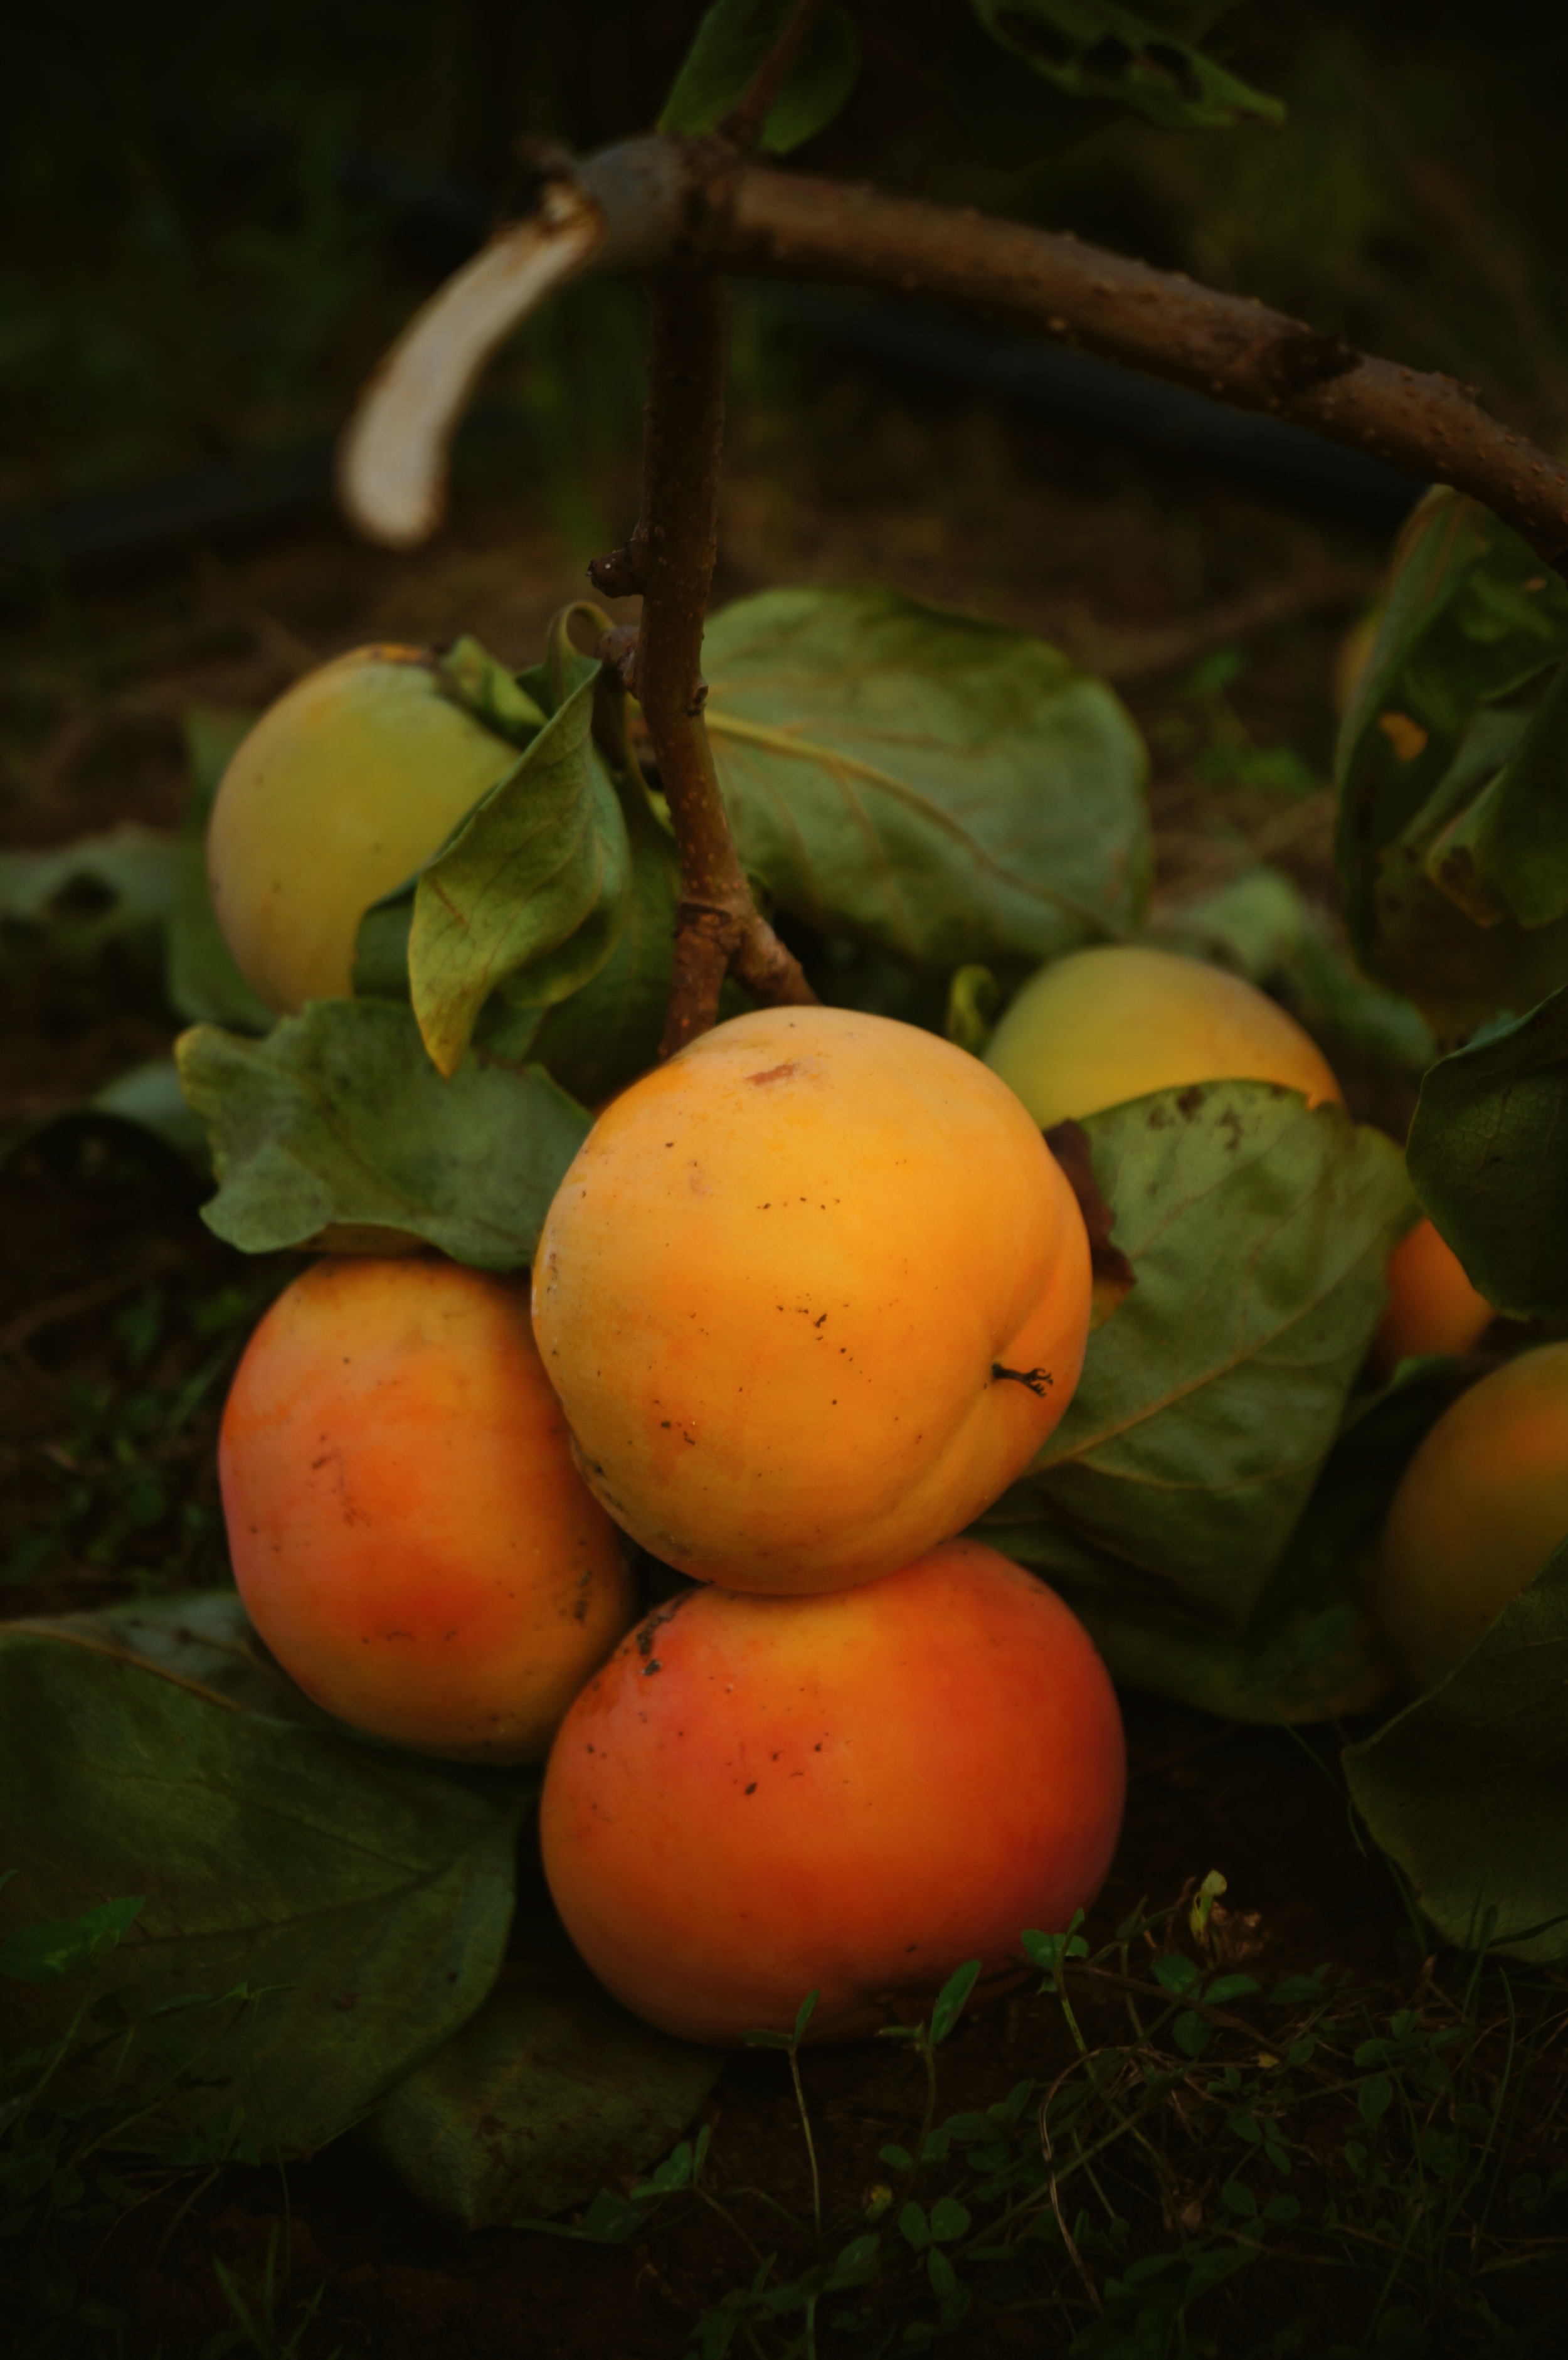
(703, 587, 1150, 972)
(1335, 490, 1568, 1042)
(409, 664, 631, 1080)
(660, 0, 861, 154)
(1345, 1541, 1568, 1963)
(978, 1082, 1412, 1637)
(0, 823, 177, 963)
(528, 767, 682, 1106)
(177, 998, 591, 1268)
(355, 1943, 723, 2229)
(968, 0, 1283, 132)
(0, 1593, 532, 2156)
(1406, 985, 1568, 1321)
(987, 1361, 1464, 1721)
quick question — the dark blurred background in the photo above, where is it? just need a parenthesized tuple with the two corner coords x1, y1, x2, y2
(4, 0, 1564, 519)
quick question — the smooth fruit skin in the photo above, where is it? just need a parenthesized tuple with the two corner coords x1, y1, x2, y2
(208, 646, 519, 1014)
(220, 1257, 635, 1760)
(983, 944, 1342, 1131)
(1372, 1342, 1568, 1693)
(1367, 1216, 1493, 1381)
(531, 1006, 1092, 1595)
(540, 1539, 1126, 2044)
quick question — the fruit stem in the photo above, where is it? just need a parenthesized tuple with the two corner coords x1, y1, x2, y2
(590, 269, 815, 1053)
(788, 2044, 824, 2240)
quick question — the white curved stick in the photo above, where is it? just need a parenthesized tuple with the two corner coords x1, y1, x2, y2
(337, 178, 606, 551)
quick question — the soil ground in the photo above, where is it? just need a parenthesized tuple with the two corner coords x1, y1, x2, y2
(3, 349, 1562, 2356)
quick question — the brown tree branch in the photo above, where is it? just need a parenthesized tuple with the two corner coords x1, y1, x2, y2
(719, 164, 1568, 569)
(345, 137, 1568, 573)
(603, 271, 815, 1055)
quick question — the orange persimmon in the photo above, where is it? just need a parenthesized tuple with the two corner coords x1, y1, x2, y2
(540, 1538, 1126, 2044)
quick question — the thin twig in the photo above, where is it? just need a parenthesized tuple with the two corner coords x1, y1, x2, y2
(594, 269, 814, 1053)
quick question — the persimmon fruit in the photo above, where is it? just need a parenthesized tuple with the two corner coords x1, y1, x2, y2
(531, 1005, 1093, 1595)
(1370, 1342, 1568, 1693)
(220, 1255, 635, 1760)
(208, 646, 519, 1014)
(1367, 1216, 1493, 1381)
(539, 1538, 1126, 2044)
(983, 943, 1342, 1130)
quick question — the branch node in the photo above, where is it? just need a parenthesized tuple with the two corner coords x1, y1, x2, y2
(596, 625, 640, 687)
(1267, 329, 1361, 396)
(586, 542, 644, 598)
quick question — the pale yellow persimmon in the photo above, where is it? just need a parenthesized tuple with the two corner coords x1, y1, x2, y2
(1371, 1343, 1568, 1693)
(208, 646, 518, 1013)
(220, 1255, 635, 1760)
(983, 943, 1342, 1130)
(531, 1006, 1092, 1594)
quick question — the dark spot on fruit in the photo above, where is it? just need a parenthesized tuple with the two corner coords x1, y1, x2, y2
(745, 1781, 758, 1794)
(746, 1062, 798, 1086)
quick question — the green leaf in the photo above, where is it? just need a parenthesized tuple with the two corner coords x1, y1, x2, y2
(0, 1896, 144, 1984)
(437, 635, 549, 743)
(1152, 1954, 1199, 1996)
(92, 1058, 212, 1171)
(1335, 489, 1568, 1043)
(1345, 1539, 1568, 1965)
(1406, 985, 1568, 1320)
(1423, 657, 1568, 933)
(527, 765, 682, 1105)
(929, 2197, 972, 2243)
(353, 1946, 723, 2230)
(1359, 2074, 1395, 2129)
(1173, 2010, 1210, 2058)
(930, 1959, 982, 2044)
(968, 0, 1283, 132)
(703, 586, 1150, 972)
(981, 1081, 1411, 1620)
(409, 668, 631, 1080)
(0, 1593, 532, 2157)
(660, 0, 861, 155)
(988, 1347, 1456, 1726)
(177, 998, 591, 1269)
(0, 824, 177, 962)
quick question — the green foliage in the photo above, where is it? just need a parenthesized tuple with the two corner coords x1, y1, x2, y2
(660, 0, 861, 155)
(977, 1081, 1412, 1713)
(704, 585, 1151, 972)
(995, 1361, 1465, 1725)
(354, 1948, 723, 2230)
(1335, 491, 1568, 1043)
(0, 823, 177, 965)
(0, 1592, 532, 2159)
(177, 998, 591, 1268)
(967, 0, 1283, 133)
(1347, 1539, 1568, 1964)
(1406, 983, 1568, 1320)
(408, 654, 630, 1080)
(527, 760, 683, 1103)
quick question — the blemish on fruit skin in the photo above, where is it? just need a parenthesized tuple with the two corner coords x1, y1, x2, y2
(745, 1781, 758, 1794)
(746, 1062, 798, 1086)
